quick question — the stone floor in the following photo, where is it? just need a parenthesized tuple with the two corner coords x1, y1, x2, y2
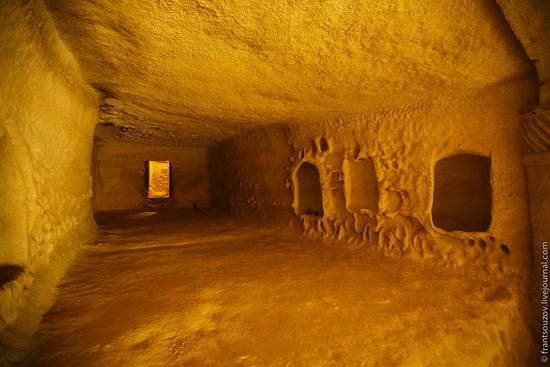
(19, 210, 535, 366)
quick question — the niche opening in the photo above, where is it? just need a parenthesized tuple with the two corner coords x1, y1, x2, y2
(295, 162, 323, 216)
(145, 161, 173, 207)
(432, 154, 491, 232)
(343, 158, 379, 213)
(0, 265, 24, 287)
(0, 133, 28, 279)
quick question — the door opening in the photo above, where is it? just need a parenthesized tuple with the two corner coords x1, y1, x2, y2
(145, 160, 173, 208)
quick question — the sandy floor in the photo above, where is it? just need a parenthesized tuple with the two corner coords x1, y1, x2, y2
(19, 210, 530, 366)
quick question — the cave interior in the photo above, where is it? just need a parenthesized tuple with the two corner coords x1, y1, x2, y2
(1, 0, 550, 365)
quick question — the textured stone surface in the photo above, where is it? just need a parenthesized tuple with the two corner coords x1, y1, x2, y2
(93, 125, 210, 212)
(210, 125, 293, 217)
(214, 78, 538, 275)
(1, 0, 549, 364)
(0, 1, 98, 362)
(497, 0, 550, 104)
(23, 212, 538, 366)
(520, 105, 550, 155)
(44, 0, 536, 146)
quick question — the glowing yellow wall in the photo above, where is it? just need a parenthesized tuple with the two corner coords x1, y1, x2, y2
(0, 1, 98, 361)
(147, 161, 171, 199)
(213, 77, 538, 276)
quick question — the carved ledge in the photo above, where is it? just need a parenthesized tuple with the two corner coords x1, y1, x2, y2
(520, 105, 550, 155)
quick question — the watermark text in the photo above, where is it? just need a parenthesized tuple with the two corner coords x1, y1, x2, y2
(542, 241, 549, 363)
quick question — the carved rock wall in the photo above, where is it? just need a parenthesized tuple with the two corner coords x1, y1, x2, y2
(287, 79, 534, 274)
(210, 125, 294, 218)
(0, 1, 98, 361)
(92, 136, 211, 212)
(216, 78, 538, 276)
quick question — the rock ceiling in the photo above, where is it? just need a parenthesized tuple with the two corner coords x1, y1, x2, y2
(44, 0, 538, 146)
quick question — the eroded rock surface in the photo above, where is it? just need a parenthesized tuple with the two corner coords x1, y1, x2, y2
(44, 0, 536, 145)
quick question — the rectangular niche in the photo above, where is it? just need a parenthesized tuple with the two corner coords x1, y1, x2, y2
(432, 154, 491, 232)
(342, 158, 379, 213)
(0, 135, 27, 286)
(145, 161, 171, 199)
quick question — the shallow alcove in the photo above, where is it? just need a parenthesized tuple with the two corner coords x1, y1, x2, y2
(0, 133, 28, 281)
(432, 154, 492, 232)
(319, 137, 329, 153)
(342, 158, 379, 213)
(0, 265, 25, 287)
(294, 162, 324, 216)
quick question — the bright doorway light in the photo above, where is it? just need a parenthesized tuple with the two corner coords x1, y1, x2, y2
(146, 161, 171, 199)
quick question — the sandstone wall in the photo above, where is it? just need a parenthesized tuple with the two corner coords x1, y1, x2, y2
(213, 78, 538, 277)
(93, 139, 210, 212)
(210, 125, 294, 219)
(496, 0, 550, 105)
(0, 1, 98, 361)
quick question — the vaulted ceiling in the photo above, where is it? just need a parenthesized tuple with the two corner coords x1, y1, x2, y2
(44, 0, 543, 146)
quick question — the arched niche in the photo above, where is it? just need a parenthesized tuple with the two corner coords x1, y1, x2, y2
(432, 154, 492, 232)
(0, 133, 28, 286)
(343, 158, 379, 213)
(294, 162, 323, 216)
